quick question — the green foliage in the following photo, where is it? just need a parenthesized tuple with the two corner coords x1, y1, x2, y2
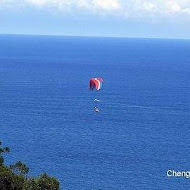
(24, 173, 59, 190)
(37, 173, 59, 190)
(0, 165, 25, 190)
(0, 141, 10, 166)
(0, 141, 60, 190)
(10, 161, 29, 177)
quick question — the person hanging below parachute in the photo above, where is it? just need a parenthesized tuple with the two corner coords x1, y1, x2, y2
(89, 78, 103, 113)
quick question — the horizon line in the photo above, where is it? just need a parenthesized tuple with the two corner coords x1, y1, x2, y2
(0, 33, 190, 41)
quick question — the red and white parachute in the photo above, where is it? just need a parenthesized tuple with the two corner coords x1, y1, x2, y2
(89, 78, 103, 91)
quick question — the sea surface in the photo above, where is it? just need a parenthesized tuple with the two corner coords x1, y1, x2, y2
(0, 35, 190, 190)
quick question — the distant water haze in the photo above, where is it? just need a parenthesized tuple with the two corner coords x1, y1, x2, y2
(0, 35, 190, 189)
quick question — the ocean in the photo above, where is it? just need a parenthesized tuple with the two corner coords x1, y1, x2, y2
(0, 35, 190, 190)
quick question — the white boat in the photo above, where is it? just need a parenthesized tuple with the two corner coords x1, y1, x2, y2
(94, 99, 101, 102)
(94, 107, 100, 113)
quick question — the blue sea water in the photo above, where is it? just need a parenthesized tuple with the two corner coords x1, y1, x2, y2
(0, 35, 190, 190)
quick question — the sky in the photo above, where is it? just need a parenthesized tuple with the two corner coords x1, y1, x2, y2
(0, 0, 190, 39)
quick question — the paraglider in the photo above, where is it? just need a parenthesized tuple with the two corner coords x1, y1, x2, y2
(89, 77, 103, 113)
(89, 78, 103, 91)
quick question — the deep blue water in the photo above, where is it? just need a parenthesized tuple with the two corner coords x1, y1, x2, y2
(0, 35, 190, 190)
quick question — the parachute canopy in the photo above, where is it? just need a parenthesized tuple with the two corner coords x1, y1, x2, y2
(89, 78, 103, 91)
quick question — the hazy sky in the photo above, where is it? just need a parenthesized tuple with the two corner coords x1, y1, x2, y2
(1, 0, 190, 39)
